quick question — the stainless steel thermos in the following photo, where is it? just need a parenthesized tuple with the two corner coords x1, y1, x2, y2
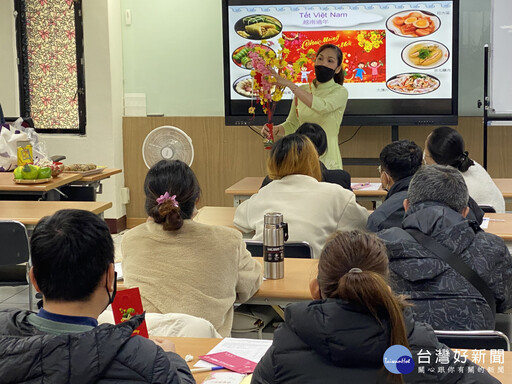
(263, 212, 288, 279)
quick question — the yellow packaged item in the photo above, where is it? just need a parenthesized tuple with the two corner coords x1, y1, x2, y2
(17, 140, 33, 166)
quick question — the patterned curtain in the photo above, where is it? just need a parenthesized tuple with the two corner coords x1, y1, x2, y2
(17, 0, 85, 132)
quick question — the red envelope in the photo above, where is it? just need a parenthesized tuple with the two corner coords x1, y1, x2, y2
(199, 351, 257, 374)
(111, 287, 149, 338)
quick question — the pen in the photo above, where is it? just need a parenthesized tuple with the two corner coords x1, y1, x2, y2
(487, 219, 505, 222)
(191, 366, 224, 373)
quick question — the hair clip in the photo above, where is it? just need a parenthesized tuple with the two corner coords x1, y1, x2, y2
(156, 192, 179, 208)
(348, 268, 363, 274)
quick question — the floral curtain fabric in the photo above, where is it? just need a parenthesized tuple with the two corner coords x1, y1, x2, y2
(22, 0, 81, 130)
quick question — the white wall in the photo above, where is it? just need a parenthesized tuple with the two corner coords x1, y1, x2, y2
(0, 1, 19, 116)
(0, 0, 125, 220)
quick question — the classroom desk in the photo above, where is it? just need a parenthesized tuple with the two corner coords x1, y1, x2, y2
(167, 337, 512, 383)
(194, 206, 238, 230)
(0, 172, 82, 200)
(494, 178, 512, 204)
(64, 168, 123, 201)
(485, 213, 512, 246)
(118, 257, 315, 306)
(0, 200, 112, 226)
(225, 176, 386, 207)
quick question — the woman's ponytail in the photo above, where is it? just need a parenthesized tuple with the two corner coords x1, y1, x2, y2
(319, 231, 410, 384)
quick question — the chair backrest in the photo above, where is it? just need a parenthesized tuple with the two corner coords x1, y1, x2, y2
(244, 240, 313, 259)
(479, 204, 496, 213)
(0, 221, 30, 266)
(434, 330, 510, 351)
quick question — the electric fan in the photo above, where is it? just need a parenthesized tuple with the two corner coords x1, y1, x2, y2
(142, 126, 194, 168)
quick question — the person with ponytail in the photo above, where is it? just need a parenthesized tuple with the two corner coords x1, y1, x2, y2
(251, 230, 499, 384)
(424, 126, 505, 212)
(260, 44, 348, 170)
(121, 160, 262, 337)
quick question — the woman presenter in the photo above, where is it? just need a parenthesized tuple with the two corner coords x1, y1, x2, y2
(261, 43, 348, 170)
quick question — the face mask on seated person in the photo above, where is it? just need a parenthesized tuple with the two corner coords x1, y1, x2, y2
(315, 65, 336, 83)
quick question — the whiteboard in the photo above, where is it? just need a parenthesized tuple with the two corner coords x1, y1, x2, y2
(490, 0, 512, 114)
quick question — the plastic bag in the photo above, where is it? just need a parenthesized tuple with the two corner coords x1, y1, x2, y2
(0, 119, 49, 171)
(0, 123, 28, 171)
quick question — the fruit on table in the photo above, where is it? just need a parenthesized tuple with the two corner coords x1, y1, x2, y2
(13, 166, 23, 179)
(21, 164, 40, 179)
(37, 167, 52, 179)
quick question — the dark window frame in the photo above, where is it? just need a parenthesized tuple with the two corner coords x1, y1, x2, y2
(14, 0, 86, 134)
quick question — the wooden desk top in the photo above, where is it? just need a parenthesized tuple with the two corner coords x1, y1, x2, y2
(225, 177, 263, 195)
(225, 176, 386, 198)
(167, 337, 511, 382)
(252, 257, 316, 301)
(485, 213, 512, 241)
(194, 206, 238, 230)
(118, 256, 316, 301)
(0, 172, 82, 192)
(77, 168, 122, 182)
(0, 201, 112, 224)
(494, 178, 512, 198)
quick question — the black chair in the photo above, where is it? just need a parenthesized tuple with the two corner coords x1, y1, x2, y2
(244, 240, 313, 259)
(479, 205, 496, 213)
(0, 221, 33, 310)
(434, 330, 510, 351)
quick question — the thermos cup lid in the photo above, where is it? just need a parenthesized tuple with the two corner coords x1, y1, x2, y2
(264, 212, 283, 225)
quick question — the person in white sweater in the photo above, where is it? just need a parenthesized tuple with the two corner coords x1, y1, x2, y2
(122, 160, 262, 337)
(424, 126, 505, 213)
(234, 134, 369, 258)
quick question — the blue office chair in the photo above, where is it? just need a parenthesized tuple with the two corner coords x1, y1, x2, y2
(244, 240, 313, 259)
(434, 330, 510, 351)
(0, 221, 34, 310)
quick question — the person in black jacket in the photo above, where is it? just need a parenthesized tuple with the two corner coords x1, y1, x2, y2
(378, 165, 512, 331)
(261, 122, 351, 190)
(367, 140, 484, 233)
(0, 209, 195, 384)
(251, 230, 499, 384)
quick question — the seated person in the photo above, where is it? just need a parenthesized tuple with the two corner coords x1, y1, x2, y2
(367, 140, 483, 232)
(378, 165, 512, 330)
(252, 230, 499, 384)
(0, 209, 194, 384)
(261, 122, 351, 190)
(234, 134, 368, 258)
(424, 126, 505, 213)
(367, 140, 423, 232)
(122, 159, 262, 337)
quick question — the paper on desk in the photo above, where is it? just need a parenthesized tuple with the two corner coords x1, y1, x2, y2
(480, 218, 489, 230)
(194, 338, 272, 368)
(351, 182, 381, 191)
(114, 262, 123, 280)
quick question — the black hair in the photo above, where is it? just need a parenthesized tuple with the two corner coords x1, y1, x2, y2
(379, 140, 423, 181)
(427, 126, 474, 172)
(144, 159, 201, 231)
(317, 44, 344, 85)
(296, 122, 327, 156)
(30, 209, 114, 302)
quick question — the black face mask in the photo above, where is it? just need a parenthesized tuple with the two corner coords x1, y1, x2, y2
(105, 271, 117, 310)
(315, 65, 336, 83)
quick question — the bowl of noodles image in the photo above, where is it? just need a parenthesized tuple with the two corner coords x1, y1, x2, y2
(402, 40, 449, 69)
(234, 14, 282, 40)
(386, 73, 440, 95)
(386, 10, 440, 38)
